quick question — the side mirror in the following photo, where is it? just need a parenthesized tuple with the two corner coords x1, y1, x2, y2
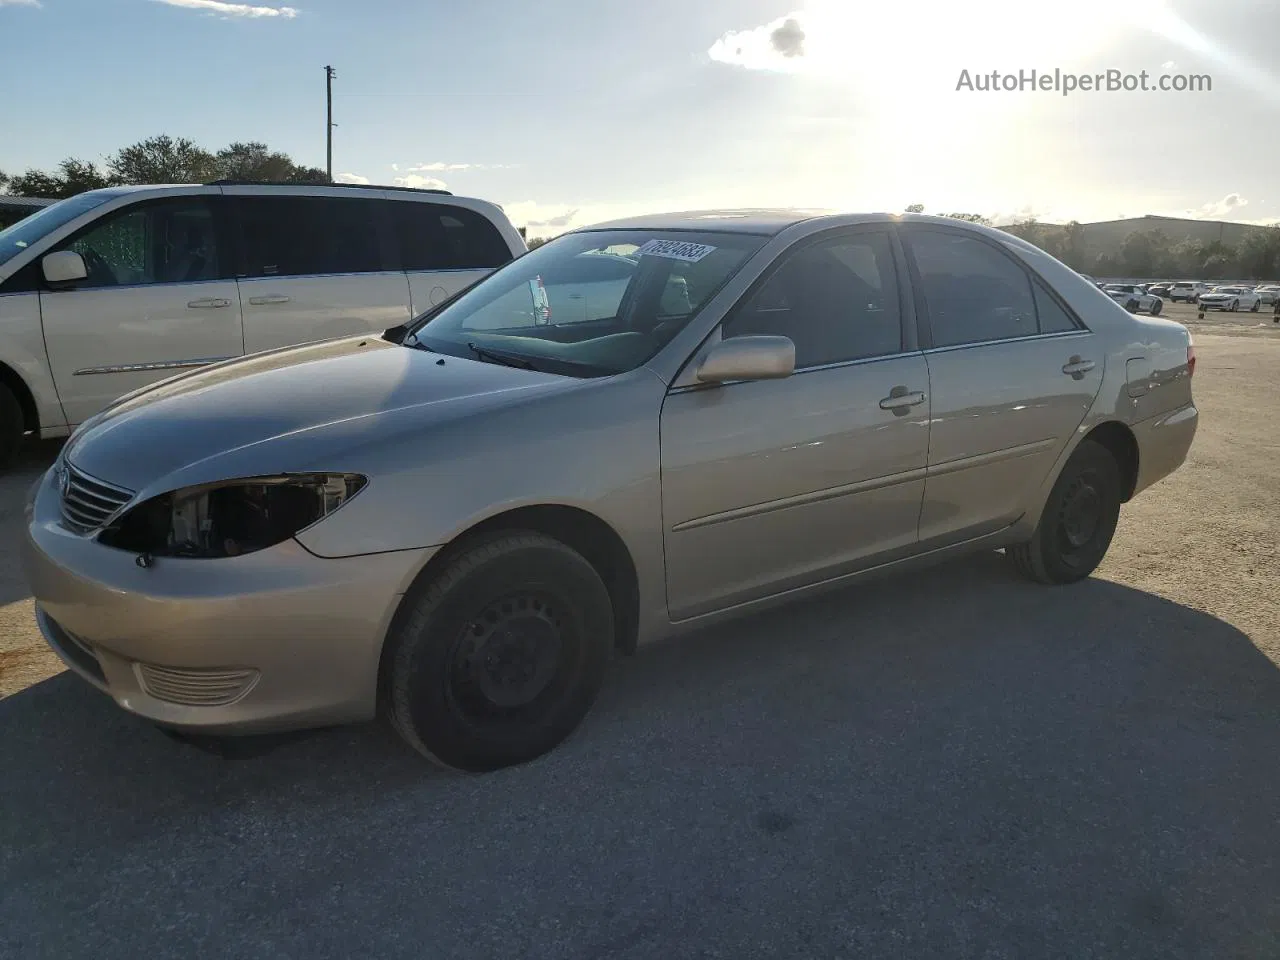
(696, 335, 795, 384)
(42, 250, 88, 286)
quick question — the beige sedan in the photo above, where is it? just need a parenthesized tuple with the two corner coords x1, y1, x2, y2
(23, 211, 1199, 771)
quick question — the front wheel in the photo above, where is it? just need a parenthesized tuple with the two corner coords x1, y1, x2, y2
(1230, 299, 1239, 312)
(1150, 299, 1163, 316)
(1250, 300, 1260, 312)
(385, 532, 613, 772)
(1007, 439, 1123, 585)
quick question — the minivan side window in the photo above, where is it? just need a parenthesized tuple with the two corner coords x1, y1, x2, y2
(236, 196, 385, 278)
(722, 231, 904, 368)
(392, 201, 513, 272)
(56, 198, 222, 289)
(906, 230, 1037, 347)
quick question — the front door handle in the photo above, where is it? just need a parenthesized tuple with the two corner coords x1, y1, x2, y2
(879, 386, 927, 411)
(249, 295, 292, 305)
(187, 297, 231, 308)
(1062, 356, 1096, 378)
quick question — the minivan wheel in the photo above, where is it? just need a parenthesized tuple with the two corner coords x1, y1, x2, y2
(1007, 439, 1123, 585)
(386, 532, 613, 772)
(0, 384, 25, 468)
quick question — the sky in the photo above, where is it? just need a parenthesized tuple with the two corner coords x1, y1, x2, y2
(1, 0, 1278, 235)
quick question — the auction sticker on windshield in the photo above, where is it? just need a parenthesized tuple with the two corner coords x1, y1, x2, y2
(634, 239, 717, 262)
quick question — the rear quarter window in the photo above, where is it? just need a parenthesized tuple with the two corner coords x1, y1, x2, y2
(392, 201, 514, 272)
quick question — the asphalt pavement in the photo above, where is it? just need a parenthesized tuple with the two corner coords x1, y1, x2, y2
(3, 553, 1278, 959)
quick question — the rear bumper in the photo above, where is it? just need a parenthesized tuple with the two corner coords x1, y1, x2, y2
(1131, 402, 1198, 498)
(22, 466, 434, 734)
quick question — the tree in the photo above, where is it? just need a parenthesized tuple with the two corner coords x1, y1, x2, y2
(5, 158, 116, 200)
(213, 141, 327, 184)
(942, 212, 992, 225)
(107, 135, 216, 185)
(0, 170, 9, 191)
(526, 236, 549, 249)
(904, 203, 925, 213)
(1236, 226, 1280, 280)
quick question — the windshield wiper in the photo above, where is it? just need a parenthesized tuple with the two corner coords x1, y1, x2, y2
(467, 342, 540, 371)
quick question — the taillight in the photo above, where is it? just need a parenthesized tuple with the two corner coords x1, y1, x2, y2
(1187, 344, 1196, 377)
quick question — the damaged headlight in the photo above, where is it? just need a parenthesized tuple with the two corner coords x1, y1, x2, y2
(99, 474, 367, 559)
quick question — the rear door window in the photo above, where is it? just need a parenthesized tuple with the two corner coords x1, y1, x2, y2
(235, 195, 387, 278)
(392, 201, 513, 271)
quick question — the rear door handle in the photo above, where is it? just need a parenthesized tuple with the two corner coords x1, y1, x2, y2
(1062, 356, 1096, 378)
(249, 295, 292, 305)
(187, 297, 231, 308)
(879, 387, 927, 411)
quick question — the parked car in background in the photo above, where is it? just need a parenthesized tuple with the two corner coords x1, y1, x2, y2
(1197, 284, 1262, 312)
(1254, 284, 1280, 305)
(1102, 283, 1163, 314)
(1146, 281, 1173, 297)
(0, 182, 527, 465)
(23, 210, 1199, 772)
(1168, 281, 1209, 302)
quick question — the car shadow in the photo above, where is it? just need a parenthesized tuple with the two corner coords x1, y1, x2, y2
(1, 555, 1278, 958)
(0, 439, 61, 608)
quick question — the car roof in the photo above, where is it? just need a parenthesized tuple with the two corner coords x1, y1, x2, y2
(573, 209, 1032, 238)
(64, 182, 505, 204)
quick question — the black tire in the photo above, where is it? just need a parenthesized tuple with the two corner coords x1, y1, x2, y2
(1125, 299, 1138, 313)
(386, 532, 613, 772)
(1007, 439, 1123, 585)
(1250, 300, 1260, 312)
(1230, 299, 1239, 312)
(0, 383, 25, 469)
(1150, 299, 1163, 316)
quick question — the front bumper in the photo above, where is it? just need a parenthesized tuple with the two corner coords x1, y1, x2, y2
(22, 466, 434, 733)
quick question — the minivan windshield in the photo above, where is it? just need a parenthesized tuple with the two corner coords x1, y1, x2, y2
(0, 190, 121, 269)
(409, 229, 767, 377)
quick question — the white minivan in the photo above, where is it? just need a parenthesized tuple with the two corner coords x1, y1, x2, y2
(0, 182, 527, 464)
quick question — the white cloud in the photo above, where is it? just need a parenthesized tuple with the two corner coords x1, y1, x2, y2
(403, 162, 516, 173)
(334, 172, 370, 185)
(0, 0, 42, 7)
(153, 0, 298, 19)
(393, 174, 448, 190)
(1192, 193, 1248, 218)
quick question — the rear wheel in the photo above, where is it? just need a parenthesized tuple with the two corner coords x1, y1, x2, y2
(1250, 300, 1260, 312)
(1125, 299, 1139, 313)
(1150, 299, 1163, 316)
(1007, 439, 1123, 585)
(1230, 299, 1239, 312)
(385, 532, 613, 772)
(0, 384, 25, 469)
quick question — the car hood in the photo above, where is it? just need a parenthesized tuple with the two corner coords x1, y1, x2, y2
(63, 335, 574, 494)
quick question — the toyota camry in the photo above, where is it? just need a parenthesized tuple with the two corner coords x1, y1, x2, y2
(23, 211, 1199, 772)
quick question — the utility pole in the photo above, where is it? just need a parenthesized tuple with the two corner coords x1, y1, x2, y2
(325, 65, 337, 182)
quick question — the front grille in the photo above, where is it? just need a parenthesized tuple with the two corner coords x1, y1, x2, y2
(59, 463, 134, 534)
(134, 663, 260, 707)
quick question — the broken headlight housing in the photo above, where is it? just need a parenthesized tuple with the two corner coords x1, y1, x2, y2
(99, 474, 367, 559)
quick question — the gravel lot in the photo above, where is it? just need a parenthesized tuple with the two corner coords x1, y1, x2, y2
(1, 306, 1277, 958)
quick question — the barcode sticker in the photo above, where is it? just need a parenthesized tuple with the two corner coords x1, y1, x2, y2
(634, 239, 718, 263)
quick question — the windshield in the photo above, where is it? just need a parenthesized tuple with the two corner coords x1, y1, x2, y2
(0, 190, 121, 269)
(409, 229, 767, 377)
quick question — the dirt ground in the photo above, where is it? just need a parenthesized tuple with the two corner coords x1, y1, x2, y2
(2, 304, 1278, 697)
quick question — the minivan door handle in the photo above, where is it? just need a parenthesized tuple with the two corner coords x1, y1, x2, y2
(248, 295, 292, 305)
(1062, 356, 1096, 378)
(187, 297, 231, 308)
(879, 386, 927, 412)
